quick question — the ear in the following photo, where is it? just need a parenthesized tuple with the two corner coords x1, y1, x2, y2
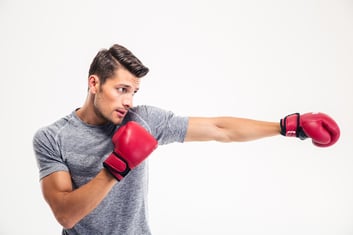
(88, 75, 100, 94)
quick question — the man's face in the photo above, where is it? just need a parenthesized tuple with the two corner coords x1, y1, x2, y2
(92, 68, 140, 125)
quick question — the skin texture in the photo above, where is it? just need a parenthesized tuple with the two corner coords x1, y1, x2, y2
(41, 67, 281, 229)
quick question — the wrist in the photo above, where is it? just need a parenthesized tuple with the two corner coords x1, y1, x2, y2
(98, 168, 118, 183)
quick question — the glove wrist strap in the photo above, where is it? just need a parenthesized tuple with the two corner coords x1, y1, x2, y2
(280, 113, 308, 139)
(280, 113, 300, 137)
(103, 152, 131, 181)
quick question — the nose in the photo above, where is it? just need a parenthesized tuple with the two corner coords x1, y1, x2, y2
(122, 94, 133, 109)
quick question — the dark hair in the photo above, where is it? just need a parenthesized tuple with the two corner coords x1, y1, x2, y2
(88, 44, 149, 84)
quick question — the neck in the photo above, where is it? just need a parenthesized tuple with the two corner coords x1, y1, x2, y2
(76, 97, 108, 126)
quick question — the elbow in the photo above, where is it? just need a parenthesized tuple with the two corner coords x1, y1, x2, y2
(49, 200, 79, 229)
(215, 131, 243, 142)
(219, 133, 251, 143)
(55, 213, 77, 229)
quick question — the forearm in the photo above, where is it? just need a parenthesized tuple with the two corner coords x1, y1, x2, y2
(185, 117, 281, 142)
(214, 117, 280, 142)
(42, 169, 116, 229)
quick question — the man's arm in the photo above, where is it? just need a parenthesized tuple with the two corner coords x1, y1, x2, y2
(41, 169, 116, 229)
(40, 121, 158, 229)
(184, 113, 340, 147)
(185, 117, 280, 142)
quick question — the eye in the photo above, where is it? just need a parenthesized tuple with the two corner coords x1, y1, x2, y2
(117, 87, 128, 93)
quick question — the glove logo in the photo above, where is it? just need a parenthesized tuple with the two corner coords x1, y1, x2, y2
(287, 130, 296, 135)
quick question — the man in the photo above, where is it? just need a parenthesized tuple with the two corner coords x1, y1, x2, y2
(33, 44, 340, 234)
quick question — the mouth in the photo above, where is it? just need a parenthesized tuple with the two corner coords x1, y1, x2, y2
(115, 109, 127, 118)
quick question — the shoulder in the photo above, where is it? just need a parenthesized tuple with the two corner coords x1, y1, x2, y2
(127, 105, 186, 123)
(129, 105, 165, 115)
(126, 105, 169, 122)
(126, 105, 189, 144)
(33, 112, 75, 145)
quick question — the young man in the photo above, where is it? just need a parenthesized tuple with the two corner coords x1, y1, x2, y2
(33, 44, 340, 235)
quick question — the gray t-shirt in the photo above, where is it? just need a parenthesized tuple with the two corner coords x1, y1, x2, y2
(33, 105, 188, 235)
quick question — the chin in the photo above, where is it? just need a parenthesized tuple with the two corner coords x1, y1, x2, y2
(111, 117, 124, 125)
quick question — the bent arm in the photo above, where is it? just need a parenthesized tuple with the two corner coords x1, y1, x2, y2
(184, 116, 280, 142)
(41, 169, 116, 229)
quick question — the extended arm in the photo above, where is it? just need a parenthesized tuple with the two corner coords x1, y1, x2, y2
(185, 113, 340, 147)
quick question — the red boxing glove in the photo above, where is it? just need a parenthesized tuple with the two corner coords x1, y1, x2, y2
(280, 112, 340, 147)
(103, 121, 158, 181)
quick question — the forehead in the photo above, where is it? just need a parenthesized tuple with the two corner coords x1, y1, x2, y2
(106, 68, 140, 87)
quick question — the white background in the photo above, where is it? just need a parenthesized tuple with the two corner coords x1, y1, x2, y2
(1, 0, 353, 234)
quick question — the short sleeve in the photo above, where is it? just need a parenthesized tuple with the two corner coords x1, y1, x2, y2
(33, 127, 69, 180)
